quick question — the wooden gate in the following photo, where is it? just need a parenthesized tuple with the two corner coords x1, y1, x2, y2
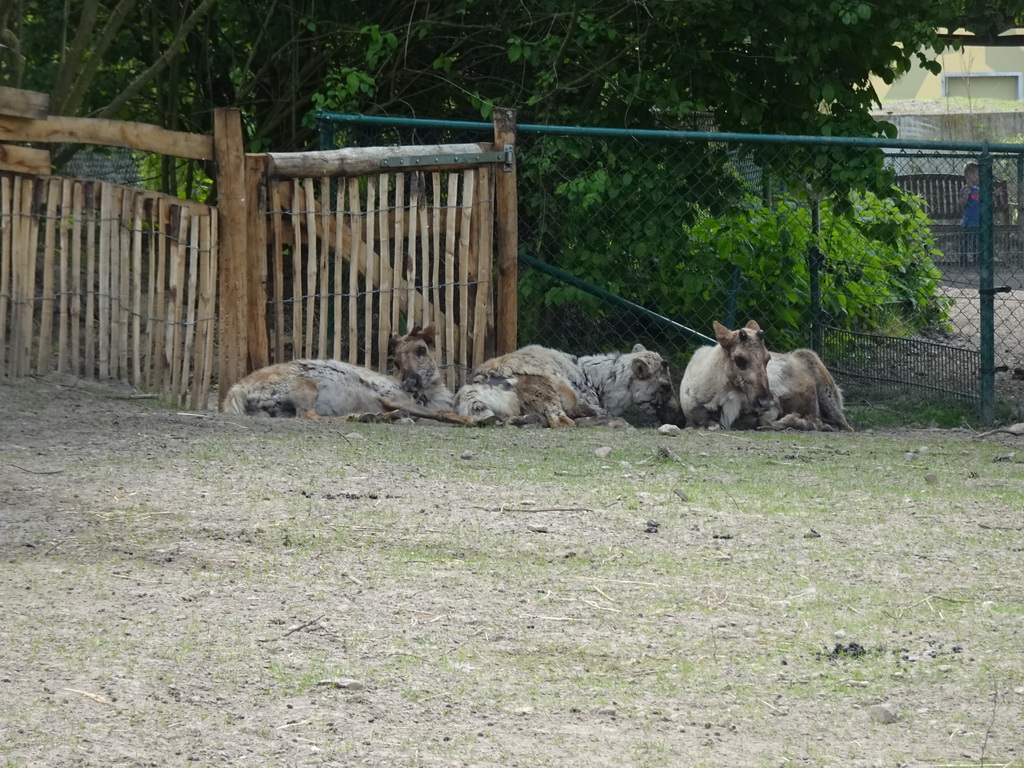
(249, 139, 514, 391)
(0, 89, 221, 408)
(0, 174, 219, 408)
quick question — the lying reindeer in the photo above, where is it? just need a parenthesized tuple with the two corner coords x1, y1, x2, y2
(453, 343, 684, 428)
(222, 325, 471, 424)
(679, 320, 852, 432)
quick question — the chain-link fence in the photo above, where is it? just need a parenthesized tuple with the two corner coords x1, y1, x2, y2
(317, 112, 1024, 424)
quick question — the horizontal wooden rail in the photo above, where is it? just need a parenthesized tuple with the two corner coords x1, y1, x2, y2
(0, 86, 49, 120)
(0, 144, 51, 174)
(267, 143, 496, 178)
(0, 115, 215, 160)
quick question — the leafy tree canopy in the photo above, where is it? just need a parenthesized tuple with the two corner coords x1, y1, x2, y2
(2, 0, 1023, 152)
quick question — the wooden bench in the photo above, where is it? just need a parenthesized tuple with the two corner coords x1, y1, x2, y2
(895, 173, 1010, 224)
(895, 173, 1022, 266)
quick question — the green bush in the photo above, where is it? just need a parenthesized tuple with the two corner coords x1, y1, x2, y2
(518, 135, 950, 352)
(685, 190, 951, 347)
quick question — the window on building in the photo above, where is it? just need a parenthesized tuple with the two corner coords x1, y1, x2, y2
(943, 73, 1022, 100)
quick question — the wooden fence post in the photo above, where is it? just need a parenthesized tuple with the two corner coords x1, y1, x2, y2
(493, 107, 518, 354)
(214, 107, 248, 406)
(244, 153, 270, 371)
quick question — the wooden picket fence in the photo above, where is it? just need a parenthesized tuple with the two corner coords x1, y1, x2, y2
(0, 88, 519, 408)
(0, 174, 218, 407)
(258, 144, 505, 391)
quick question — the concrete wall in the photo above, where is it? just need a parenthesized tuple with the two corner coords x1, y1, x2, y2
(873, 112, 1024, 143)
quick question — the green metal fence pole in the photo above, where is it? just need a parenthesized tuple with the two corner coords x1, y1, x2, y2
(317, 118, 332, 151)
(1018, 156, 1024, 236)
(978, 149, 995, 424)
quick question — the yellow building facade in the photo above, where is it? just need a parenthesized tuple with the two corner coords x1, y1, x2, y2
(873, 38, 1024, 102)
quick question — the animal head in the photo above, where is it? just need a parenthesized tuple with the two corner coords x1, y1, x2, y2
(623, 344, 686, 427)
(389, 324, 443, 396)
(712, 320, 774, 414)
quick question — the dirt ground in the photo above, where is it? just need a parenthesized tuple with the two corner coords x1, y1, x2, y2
(2, 374, 1023, 768)
(936, 280, 1024, 419)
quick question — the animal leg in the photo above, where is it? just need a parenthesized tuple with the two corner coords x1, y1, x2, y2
(764, 412, 816, 431)
(460, 404, 506, 425)
(336, 412, 383, 423)
(472, 413, 504, 426)
(508, 413, 548, 427)
(731, 410, 764, 430)
(685, 403, 724, 430)
(379, 398, 475, 426)
(514, 376, 577, 428)
(546, 410, 576, 428)
(817, 382, 853, 432)
(458, 399, 500, 425)
(427, 409, 477, 426)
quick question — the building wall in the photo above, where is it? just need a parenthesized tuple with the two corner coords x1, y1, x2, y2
(872, 41, 1024, 101)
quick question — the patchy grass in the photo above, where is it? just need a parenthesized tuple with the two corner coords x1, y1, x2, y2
(845, 396, 988, 430)
(2, 377, 1024, 767)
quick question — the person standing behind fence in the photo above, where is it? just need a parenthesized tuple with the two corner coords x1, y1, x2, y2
(959, 161, 980, 267)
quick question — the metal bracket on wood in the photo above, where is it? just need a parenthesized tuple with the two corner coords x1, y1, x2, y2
(380, 148, 512, 169)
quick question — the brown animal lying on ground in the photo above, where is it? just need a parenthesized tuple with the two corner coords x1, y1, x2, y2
(678, 320, 852, 432)
(453, 343, 685, 428)
(222, 325, 472, 424)
(761, 348, 852, 432)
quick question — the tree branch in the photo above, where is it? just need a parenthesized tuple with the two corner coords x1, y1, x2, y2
(50, 0, 100, 113)
(62, 0, 140, 115)
(0, 27, 23, 87)
(95, 0, 218, 120)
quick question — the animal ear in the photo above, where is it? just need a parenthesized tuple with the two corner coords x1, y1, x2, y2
(417, 325, 436, 345)
(631, 355, 656, 380)
(713, 321, 735, 348)
(744, 320, 762, 331)
(631, 343, 647, 353)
